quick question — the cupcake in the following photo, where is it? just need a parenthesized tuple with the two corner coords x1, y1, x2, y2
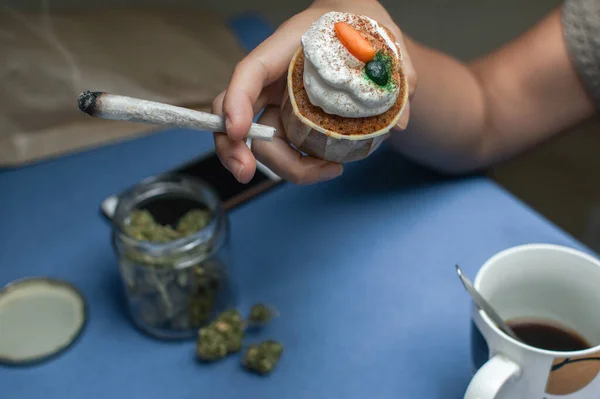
(281, 11, 409, 163)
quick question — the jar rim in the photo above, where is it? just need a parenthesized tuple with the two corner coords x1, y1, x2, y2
(111, 173, 227, 261)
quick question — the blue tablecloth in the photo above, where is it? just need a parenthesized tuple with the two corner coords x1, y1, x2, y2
(0, 13, 595, 399)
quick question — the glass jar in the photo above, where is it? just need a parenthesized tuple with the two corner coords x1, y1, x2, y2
(111, 174, 236, 340)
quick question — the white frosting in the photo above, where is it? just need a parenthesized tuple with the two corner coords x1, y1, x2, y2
(300, 12, 400, 118)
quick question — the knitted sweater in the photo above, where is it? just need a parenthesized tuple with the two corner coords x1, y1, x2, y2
(563, 0, 600, 110)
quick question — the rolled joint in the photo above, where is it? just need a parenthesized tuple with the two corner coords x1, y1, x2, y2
(77, 90, 103, 116)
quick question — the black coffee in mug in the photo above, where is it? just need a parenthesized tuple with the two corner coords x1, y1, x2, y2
(467, 245, 600, 397)
(506, 318, 591, 352)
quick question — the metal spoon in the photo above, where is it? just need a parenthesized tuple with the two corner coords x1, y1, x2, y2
(455, 264, 522, 342)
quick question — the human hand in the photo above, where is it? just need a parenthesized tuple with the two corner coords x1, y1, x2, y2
(212, 0, 417, 184)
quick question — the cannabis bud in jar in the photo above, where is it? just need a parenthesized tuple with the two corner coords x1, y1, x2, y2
(125, 209, 180, 242)
(111, 174, 235, 340)
(242, 340, 284, 375)
(176, 209, 212, 237)
(125, 209, 210, 243)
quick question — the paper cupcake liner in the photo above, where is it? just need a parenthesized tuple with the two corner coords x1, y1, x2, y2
(281, 46, 408, 163)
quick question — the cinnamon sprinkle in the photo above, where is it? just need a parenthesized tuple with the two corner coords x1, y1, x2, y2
(293, 14, 407, 136)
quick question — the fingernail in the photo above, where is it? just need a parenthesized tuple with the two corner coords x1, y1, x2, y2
(396, 113, 409, 130)
(225, 114, 232, 134)
(319, 164, 343, 181)
(225, 157, 244, 180)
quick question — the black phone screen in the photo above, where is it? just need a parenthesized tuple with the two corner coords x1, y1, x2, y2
(172, 152, 283, 210)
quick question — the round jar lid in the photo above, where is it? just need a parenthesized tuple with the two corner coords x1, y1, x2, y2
(0, 277, 87, 365)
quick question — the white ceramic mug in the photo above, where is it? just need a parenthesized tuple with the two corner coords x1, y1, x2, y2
(466, 244, 600, 399)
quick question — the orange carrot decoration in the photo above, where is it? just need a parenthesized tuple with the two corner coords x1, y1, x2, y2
(334, 22, 376, 63)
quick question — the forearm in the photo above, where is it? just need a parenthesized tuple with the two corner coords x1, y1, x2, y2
(390, 39, 489, 173)
(390, 8, 596, 174)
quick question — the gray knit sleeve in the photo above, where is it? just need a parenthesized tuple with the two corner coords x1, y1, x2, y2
(562, 0, 600, 110)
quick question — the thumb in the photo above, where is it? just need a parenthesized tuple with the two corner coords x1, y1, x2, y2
(222, 12, 317, 141)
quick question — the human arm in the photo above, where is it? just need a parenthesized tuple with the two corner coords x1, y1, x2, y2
(212, 0, 598, 183)
(389, 3, 597, 174)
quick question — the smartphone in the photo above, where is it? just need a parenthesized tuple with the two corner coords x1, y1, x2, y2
(100, 147, 283, 220)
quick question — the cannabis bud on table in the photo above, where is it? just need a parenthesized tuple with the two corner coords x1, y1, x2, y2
(197, 309, 245, 361)
(196, 305, 284, 375)
(248, 303, 277, 325)
(242, 340, 284, 375)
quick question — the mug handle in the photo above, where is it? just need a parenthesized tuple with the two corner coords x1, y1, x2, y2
(465, 354, 521, 399)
